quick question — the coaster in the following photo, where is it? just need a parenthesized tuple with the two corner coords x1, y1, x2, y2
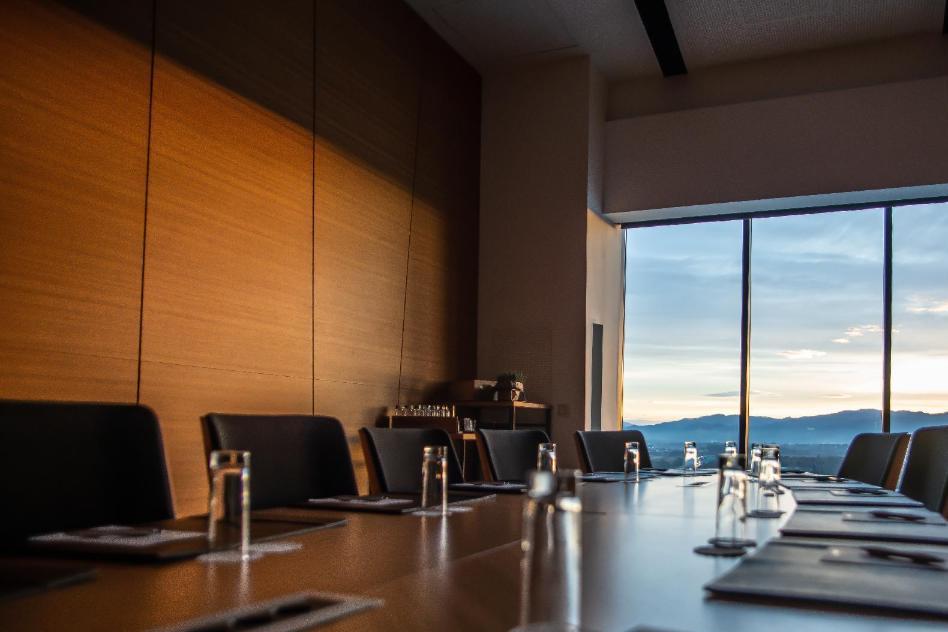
(708, 537, 756, 549)
(694, 544, 747, 557)
(677, 481, 710, 487)
(747, 509, 784, 519)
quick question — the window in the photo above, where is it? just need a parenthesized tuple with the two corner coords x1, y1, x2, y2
(750, 210, 883, 473)
(623, 221, 742, 469)
(621, 198, 948, 472)
(892, 202, 948, 432)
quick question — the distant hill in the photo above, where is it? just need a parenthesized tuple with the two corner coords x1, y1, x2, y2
(623, 409, 948, 444)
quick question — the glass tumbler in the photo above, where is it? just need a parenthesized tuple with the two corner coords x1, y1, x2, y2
(757, 445, 782, 513)
(624, 441, 640, 483)
(683, 441, 701, 475)
(713, 453, 749, 548)
(749, 443, 763, 476)
(724, 440, 738, 457)
(537, 442, 558, 474)
(207, 450, 251, 559)
(415, 445, 449, 517)
(514, 470, 582, 632)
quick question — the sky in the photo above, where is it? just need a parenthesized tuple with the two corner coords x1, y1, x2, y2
(622, 202, 948, 424)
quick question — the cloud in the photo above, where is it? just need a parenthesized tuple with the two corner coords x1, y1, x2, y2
(823, 394, 853, 399)
(705, 391, 739, 398)
(777, 349, 827, 360)
(845, 325, 882, 338)
(907, 300, 948, 314)
(832, 338, 850, 344)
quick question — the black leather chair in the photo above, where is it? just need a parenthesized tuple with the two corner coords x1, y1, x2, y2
(358, 427, 463, 494)
(0, 400, 174, 543)
(897, 425, 948, 516)
(837, 432, 909, 488)
(202, 413, 358, 509)
(574, 430, 653, 473)
(476, 428, 551, 483)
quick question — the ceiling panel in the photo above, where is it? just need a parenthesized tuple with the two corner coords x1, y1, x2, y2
(668, 0, 944, 70)
(404, 0, 947, 80)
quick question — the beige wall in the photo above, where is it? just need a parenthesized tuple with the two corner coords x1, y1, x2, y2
(604, 75, 948, 222)
(585, 211, 623, 431)
(479, 57, 592, 464)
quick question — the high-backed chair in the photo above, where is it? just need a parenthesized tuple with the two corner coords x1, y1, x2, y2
(358, 427, 463, 494)
(897, 425, 948, 516)
(0, 400, 174, 543)
(574, 430, 653, 473)
(202, 414, 357, 509)
(837, 432, 909, 488)
(476, 428, 551, 483)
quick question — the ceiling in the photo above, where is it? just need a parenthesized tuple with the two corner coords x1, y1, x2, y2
(404, 0, 947, 80)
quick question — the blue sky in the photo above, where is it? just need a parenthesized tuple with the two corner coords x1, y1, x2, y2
(623, 202, 948, 423)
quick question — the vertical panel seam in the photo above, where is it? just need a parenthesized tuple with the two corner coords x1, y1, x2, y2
(311, 1, 317, 416)
(396, 82, 424, 406)
(136, 0, 159, 404)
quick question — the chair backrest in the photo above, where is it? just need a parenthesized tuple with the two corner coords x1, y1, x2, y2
(358, 427, 463, 494)
(202, 414, 357, 509)
(0, 400, 174, 543)
(897, 425, 948, 515)
(574, 430, 653, 473)
(836, 432, 909, 488)
(477, 428, 551, 483)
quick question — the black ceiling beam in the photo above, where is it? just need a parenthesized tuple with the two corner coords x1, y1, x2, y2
(634, 0, 687, 77)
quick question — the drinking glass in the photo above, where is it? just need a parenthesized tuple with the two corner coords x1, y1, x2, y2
(414, 445, 449, 517)
(712, 453, 749, 548)
(513, 470, 582, 632)
(682, 441, 701, 475)
(749, 443, 763, 476)
(623, 441, 640, 483)
(207, 450, 251, 560)
(757, 445, 783, 513)
(537, 443, 557, 474)
(724, 440, 738, 457)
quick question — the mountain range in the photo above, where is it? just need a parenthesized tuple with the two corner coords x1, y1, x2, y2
(623, 409, 948, 444)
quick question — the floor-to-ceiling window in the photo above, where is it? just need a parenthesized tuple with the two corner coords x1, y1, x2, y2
(621, 200, 947, 473)
(750, 210, 883, 473)
(623, 221, 742, 469)
(892, 202, 948, 432)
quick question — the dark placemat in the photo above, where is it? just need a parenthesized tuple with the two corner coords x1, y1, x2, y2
(780, 479, 877, 491)
(658, 468, 717, 478)
(27, 517, 333, 562)
(450, 482, 526, 494)
(0, 558, 97, 601)
(790, 488, 925, 508)
(297, 492, 496, 514)
(147, 591, 382, 632)
(706, 539, 948, 618)
(579, 471, 660, 483)
(781, 509, 948, 544)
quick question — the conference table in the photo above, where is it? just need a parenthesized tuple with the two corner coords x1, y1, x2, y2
(1, 476, 944, 631)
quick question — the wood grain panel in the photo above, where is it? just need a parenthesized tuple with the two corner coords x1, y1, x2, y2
(399, 65, 480, 402)
(140, 361, 312, 516)
(314, 0, 419, 394)
(0, 0, 151, 402)
(140, 0, 314, 514)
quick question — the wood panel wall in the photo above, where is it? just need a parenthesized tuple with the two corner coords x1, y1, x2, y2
(0, 0, 480, 516)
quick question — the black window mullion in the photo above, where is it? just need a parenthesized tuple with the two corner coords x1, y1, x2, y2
(739, 218, 752, 454)
(882, 207, 893, 432)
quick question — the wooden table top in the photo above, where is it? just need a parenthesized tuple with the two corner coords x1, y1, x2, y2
(2, 477, 945, 631)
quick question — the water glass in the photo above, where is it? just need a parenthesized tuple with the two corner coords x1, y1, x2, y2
(537, 442, 558, 474)
(713, 453, 749, 548)
(683, 441, 701, 475)
(415, 445, 449, 517)
(513, 470, 582, 632)
(724, 440, 738, 457)
(623, 441, 640, 483)
(749, 443, 763, 476)
(207, 450, 251, 559)
(757, 445, 782, 512)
